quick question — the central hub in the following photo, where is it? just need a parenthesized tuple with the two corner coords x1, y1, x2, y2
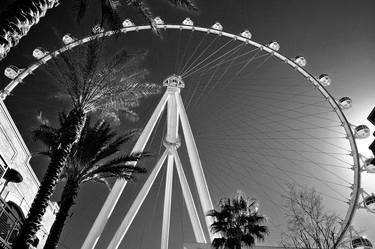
(162, 75, 185, 88)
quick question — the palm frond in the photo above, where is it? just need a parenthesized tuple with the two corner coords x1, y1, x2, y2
(100, 0, 122, 29)
(46, 41, 160, 122)
(0, 0, 59, 61)
(91, 152, 149, 171)
(167, 0, 199, 12)
(82, 40, 102, 87)
(90, 177, 112, 190)
(73, 0, 89, 23)
(126, 0, 161, 36)
(83, 154, 147, 182)
(88, 129, 140, 165)
(32, 124, 59, 149)
(212, 238, 226, 249)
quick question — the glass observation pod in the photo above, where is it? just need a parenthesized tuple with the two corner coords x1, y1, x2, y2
(122, 19, 134, 28)
(154, 17, 164, 25)
(182, 18, 194, 26)
(267, 41, 280, 51)
(4, 65, 23, 80)
(294, 56, 307, 67)
(319, 74, 332, 87)
(240, 30, 252, 39)
(354, 125, 371, 139)
(62, 34, 75, 45)
(352, 236, 373, 249)
(364, 195, 375, 213)
(365, 158, 375, 173)
(32, 47, 48, 59)
(211, 22, 223, 31)
(338, 96, 353, 109)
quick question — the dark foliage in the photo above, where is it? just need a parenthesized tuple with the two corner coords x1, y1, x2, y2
(0, 0, 59, 61)
(208, 192, 269, 249)
(33, 116, 148, 249)
(13, 38, 159, 249)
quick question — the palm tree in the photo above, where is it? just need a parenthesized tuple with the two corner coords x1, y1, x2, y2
(32, 115, 148, 249)
(207, 192, 269, 249)
(0, 0, 60, 61)
(13, 40, 160, 249)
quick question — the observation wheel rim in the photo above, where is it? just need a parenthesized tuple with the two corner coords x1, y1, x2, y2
(1, 22, 361, 245)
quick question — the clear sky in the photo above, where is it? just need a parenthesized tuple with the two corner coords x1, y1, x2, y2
(0, 0, 375, 248)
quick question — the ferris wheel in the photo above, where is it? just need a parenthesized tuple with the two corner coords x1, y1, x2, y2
(2, 17, 375, 249)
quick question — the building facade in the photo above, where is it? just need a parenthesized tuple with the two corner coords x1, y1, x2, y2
(0, 99, 58, 249)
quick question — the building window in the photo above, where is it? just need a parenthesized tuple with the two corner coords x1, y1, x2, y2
(0, 200, 24, 248)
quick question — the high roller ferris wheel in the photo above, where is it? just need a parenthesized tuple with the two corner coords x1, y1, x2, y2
(2, 17, 375, 249)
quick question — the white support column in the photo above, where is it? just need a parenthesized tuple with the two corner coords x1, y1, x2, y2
(81, 92, 169, 249)
(161, 155, 174, 249)
(166, 88, 179, 143)
(175, 93, 215, 240)
(160, 86, 179, 249)
(106, 149, 169, 249)
(173, 150, 207, 243)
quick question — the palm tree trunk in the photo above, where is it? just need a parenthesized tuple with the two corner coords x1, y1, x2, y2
(13, 107, 86, 249)
(43, 179, 79, 249)
(0, 0, 60, 61)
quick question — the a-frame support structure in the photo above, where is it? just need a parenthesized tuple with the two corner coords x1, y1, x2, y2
(81, 75, 214, 249)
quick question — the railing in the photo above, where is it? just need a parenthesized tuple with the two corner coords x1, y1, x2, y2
(0, 199, 23, 249)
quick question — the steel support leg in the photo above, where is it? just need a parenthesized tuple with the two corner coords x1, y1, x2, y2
(161, 155, 174, 249)
(175, 93, 215, 240)
(106, 150, 168, 249)
(173, 150, 207, 243)
(81, 93, 169, 249)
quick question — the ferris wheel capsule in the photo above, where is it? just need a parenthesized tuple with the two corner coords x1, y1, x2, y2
(318, 74, 331, 86)
(122, 19, 134, 27)
(294, 56, 307, 67)
(364, 194, 375, 213)
(267, 41, 280, 51)
(62, 33, 75, 45)
(338, 97, 352, 109)
(182, 18, 194, 26)
(352, 236, 373, 249)
(154, 16, 164, 25)
(211, 22, 223, 31)
(92, 24, 104, 34)
(354, 125, 371, 139)
(32, 47, 48, 59)
(364, 158, 375, 173)
(4, 65, 23, 79)
(240, 30, 252, 39)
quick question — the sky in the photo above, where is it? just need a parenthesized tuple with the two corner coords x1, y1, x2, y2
(1, 0, 375, 248)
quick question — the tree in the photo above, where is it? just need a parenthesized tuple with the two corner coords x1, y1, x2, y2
(13, 40, 160, 249)
(0, 0, 60, 61)
(281, 185, 348, 249)
(207, 192, 269, 249)
(32, 115, 148, 249)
